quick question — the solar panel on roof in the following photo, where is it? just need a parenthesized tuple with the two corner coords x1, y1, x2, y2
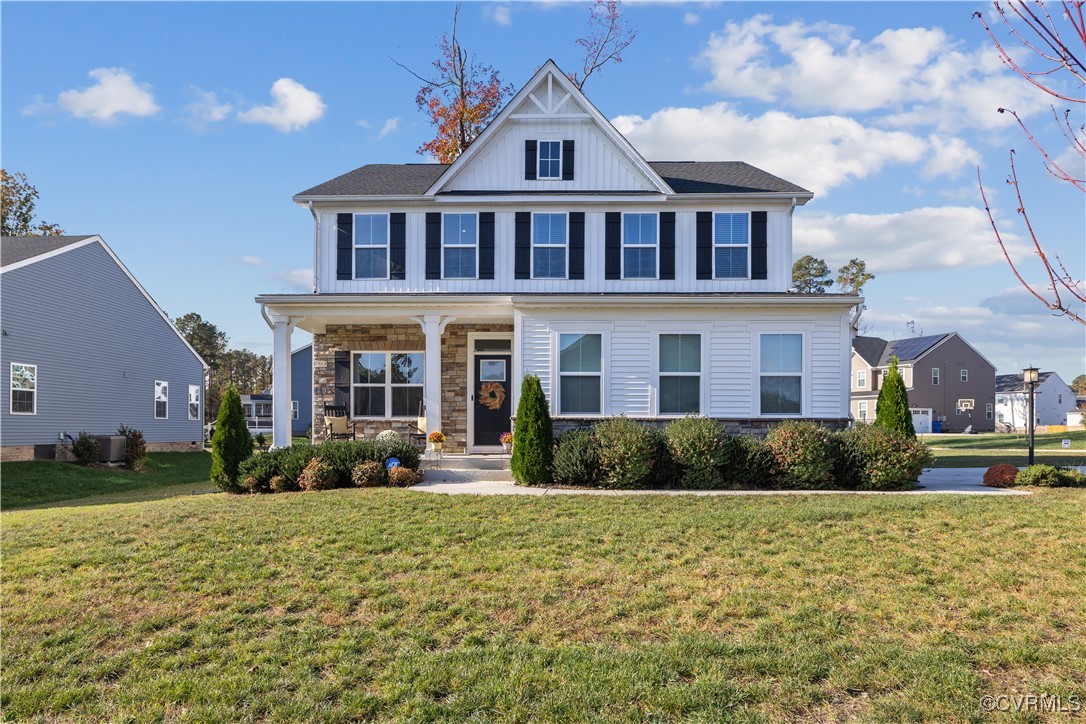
(887, 335, 945, 362)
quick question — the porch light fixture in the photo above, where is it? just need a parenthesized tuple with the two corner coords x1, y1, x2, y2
(1023, 366, 1039, 466)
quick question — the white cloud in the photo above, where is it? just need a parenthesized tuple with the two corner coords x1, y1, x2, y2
(613, 103, 948, 196)
(355, 119, 372, 129)
(26, 67, 160, 123)
(695, 16, 1043, 131)
(376, 117, 400, 140)
(683, 12, 700, 25)
(794, 206, 1026, 274)
(183, 87, 232, 129)
(239, 256, 265, 266)
(277, 268, 313, 289)
(484, 3, 512, 25)
(237, 78, 325, 133)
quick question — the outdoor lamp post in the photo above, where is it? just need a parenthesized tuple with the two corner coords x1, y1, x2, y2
(1023, 366, 1039, 466)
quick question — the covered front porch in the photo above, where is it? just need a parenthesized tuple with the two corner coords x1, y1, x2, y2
(257, 295, 519, 454)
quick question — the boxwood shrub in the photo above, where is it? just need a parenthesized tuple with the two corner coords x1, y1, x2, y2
(552, 428, 602, 487)
(764, 421, 835, 490)
(234, 439, 420, 494)
(1015, 464, 1086, 487)
(665, 417, 726, 490)
(594, 417, 655, 489)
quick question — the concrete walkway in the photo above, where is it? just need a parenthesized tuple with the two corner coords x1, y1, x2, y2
(410, 467, 1031, 496)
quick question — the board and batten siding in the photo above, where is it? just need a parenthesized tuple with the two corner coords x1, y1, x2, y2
(0, 242, 205, 446)
(318, 208, 792, 294)
(518, 307, 850, 419)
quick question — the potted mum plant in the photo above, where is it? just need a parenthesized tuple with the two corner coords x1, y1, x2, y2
(428, 430, 445, 452)
(500, 431, 513, 453)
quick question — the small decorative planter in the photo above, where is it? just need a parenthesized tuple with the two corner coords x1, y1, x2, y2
(501, 442, 511, 454)
(499, 432, 513, 454)
(428, 431, 445, 453)
(431, 441, 443, 452)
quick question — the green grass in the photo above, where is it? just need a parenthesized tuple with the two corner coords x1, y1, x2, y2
(3, 488, 1084, 721)
(923, 430, 1086, 451)
(923, 431, 1086, 468)
(1, 452, 213, 510)
(929, 450, 1086, 468)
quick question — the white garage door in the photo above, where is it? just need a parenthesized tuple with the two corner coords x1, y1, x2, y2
(910, 408, 933, 434)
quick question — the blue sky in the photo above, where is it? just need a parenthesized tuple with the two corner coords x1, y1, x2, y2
(3, 1, 1084, 382)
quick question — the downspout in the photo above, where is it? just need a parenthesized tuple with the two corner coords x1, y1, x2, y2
(309, 201, 319, 293)
(261, 304, 273, 329)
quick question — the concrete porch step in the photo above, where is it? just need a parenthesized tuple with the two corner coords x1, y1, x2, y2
(420, 468, 513, 483)
(420, 454, 509, 471)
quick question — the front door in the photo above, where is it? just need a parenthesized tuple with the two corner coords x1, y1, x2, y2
(473, 354, 512, 447)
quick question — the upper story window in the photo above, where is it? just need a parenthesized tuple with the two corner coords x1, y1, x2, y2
(856, 369, 867, 389)
(352, 352, 424, 418)
(760, 333, 803, 415)
(10, 363, 36, 415)
(354, 214, 388, 279)
(932, 368, 940, 385)
(960, 369, 968, 382)
(559, 333, 602, 415)
(659, 334, 701, 415)
(714, 212, 749, 279)
(623, 213, 657, 279)
(154, 381, 168, 419)
(533, 213, 567, 279)
(538, 141, 561, 179)
(443, 213, 477, 279)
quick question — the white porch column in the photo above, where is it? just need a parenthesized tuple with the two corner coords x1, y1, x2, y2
(269, 314, 296, 448)
(413, 314, 455, 438)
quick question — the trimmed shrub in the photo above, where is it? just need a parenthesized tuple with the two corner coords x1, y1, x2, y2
(275, 444, 315, 485)
(1015, 464, 1086, 487)
(269, 475, 295, 493)
(849, 424, 933, 490)
(764, 421, 834, 489)
(372, 437, 421, 471)
(829, 430, 866, 490)
(594, 417, 655, 489)
(297, 458, 337, 491)
(875, 356, 916, 438)
(318, 440, 376, 486)
(724, 435, 778, 489)
(388, 465, 420, 487)
(352, 460, 387, 487)
(376, 429, 402, 443)
(510, 375, 554, 486)
(71, 431, 101, 465)
(117, 424, 148, 471)
(983, 463, 1020, 488)
(665, 417, 725, 490)
(552, 428, 602, 487)
(238, 452, 279, 493)
(211, 385, 253, 493)
(646, 426, 682, 488)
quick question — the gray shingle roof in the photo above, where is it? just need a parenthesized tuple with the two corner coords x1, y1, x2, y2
(995, 372, 1055, 393)
(295, 161, 809, 198)
(852, 336, 888, 366)
(1, 235, 96, 268)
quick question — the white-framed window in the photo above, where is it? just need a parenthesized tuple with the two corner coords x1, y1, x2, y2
(622, 212, 657, 279)
(538, 140, 561, 179)
(658, 334, 701, 415)
(9, 363, 36, 415)
(856, 369, 867, 389)
(532, 213, 567, 279)
(932, 368, 940, 385)
(760, 333, 803, 415)
(714, 212, 750, 279)
(351, 352, 424, 418)
(292, 400, 299, 420)
(997, 395, 1007, 405)
(960, 369, 968, 382)
(154, 380, 168, 419)
(857, 400, 868, 420)
(188, 384, 200, 420)
(986, 402, 993, 420)
(442, 213, 477, 279)
(354, 213, 389, 280)
(558, 333, 602, 415)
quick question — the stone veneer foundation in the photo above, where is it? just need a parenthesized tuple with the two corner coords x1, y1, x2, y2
(313, 323, 514, 453)
(548, 417, 852, 438)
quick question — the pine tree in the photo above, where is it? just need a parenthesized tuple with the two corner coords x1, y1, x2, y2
(211, 384, 253, 492)
(875, 356, 916, 438)
(510, 375, 554, 485)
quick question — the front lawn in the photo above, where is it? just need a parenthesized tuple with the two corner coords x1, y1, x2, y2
(3, 488, 1084, 720)
(923, 430, 1085, 451)
(0, 452, 213, 509)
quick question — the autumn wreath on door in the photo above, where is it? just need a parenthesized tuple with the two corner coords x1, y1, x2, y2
(479, 381, 507, 410)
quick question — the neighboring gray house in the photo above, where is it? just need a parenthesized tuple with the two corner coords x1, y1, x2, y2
(291, 343, 312, 436)
(851, 333, 996, 433)
(994, 371, 1076, 430)
(1, 235, 207, 461)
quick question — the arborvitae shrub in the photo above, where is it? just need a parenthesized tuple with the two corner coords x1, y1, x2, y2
(510, 375, 554, 485)
(850, 424, 932, 490)
(211, 385, 253, 492)
(552, 428, 602, 487)
(983, 463, 1020, 488)
(594, 417, 655, 489)
(875, 356, 916, 438)
(71, 431, 101, 465)
(764, 421, 834, 489)
(117, 424, 148, 471)
(665, 417, 726, 490)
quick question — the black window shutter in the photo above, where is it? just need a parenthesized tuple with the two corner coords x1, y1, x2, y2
(334, 351, 351, 409)
(425, 213, 441, 280)
(569, 212, 585, 280)
(751, 211, 768, 280)
(524, 140, 537, 181)
(605, 212, 621, 280)
(337, 213, 353, 280)
(562, 140, 575, 181)
(389, 213, 406, 280)
(479, 212, 495, 280)
(514, 212, 531, 279)
(696, 211, 712, 280)
(660, 212, 676, 280)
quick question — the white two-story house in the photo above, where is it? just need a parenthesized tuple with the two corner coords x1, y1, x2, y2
(257, 61, 859, 453)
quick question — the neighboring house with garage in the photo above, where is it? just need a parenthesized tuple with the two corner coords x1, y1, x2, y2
(850, 333, 996, 433)
(1, 235, 207, 461)
(994, 371, 1076, 430)
(257, 60, 859, 452)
